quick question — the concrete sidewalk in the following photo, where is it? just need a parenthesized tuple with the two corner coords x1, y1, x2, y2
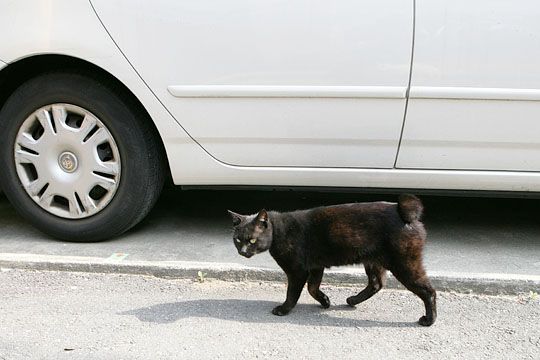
(0, 188, 539, 294)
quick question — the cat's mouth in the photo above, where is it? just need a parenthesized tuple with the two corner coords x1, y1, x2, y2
(239, 251, 254, 258)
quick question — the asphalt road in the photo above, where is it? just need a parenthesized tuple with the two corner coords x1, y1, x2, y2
(0, 188, 539, 277)
(0, 269, 538, 359)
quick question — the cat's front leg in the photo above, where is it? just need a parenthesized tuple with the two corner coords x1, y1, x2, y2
(307, 268, 330, 308)
(272, 271, 308, 316)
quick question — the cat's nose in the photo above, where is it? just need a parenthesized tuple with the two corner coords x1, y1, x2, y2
(238, 244, 248, 256)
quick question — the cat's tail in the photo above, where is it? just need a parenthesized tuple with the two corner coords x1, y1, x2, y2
(397, 194, 423, 223)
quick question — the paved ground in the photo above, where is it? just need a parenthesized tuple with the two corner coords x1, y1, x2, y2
(0, 269, 538, 359)
(1, 188, 539, 278)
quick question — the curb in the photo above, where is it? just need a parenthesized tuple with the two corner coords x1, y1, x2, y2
(0, 253, 539, 295)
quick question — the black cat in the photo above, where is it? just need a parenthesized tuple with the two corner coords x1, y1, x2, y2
(228, 194, 437, 326)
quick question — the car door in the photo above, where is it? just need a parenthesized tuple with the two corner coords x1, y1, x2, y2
(397, 0, 540, 172)
(92, 0, 413, 168)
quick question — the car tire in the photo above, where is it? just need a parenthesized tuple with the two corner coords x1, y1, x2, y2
(0, 71, 165, 241)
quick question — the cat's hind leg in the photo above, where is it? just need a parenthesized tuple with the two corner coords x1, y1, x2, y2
(307, 268, 330, 308)
(346, 263, 386, 306)
(390, 264, 436, 326)
(272, 271, 308, 316)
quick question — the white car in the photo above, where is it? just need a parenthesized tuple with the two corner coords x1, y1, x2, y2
(1, 0, 539, 240)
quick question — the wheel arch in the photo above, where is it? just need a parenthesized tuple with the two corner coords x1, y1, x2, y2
(0, 54, 172, 184)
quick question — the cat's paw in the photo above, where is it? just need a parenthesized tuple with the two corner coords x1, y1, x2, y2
(272, 305, 290, 316)
(346, 296, 358, 307)
(319, 295, 330, 309)
(418, 316, 435, 327)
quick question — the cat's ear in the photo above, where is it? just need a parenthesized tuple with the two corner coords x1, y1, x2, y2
(227, 210, 244, 226)
(256, 209, 268, 227)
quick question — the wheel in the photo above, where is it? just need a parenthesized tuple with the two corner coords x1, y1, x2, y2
(0, 72, 165, 241)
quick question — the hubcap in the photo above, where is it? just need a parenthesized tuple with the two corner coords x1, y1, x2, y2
(14, 104, 121, 219)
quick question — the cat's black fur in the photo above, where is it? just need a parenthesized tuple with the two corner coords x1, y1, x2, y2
(228, 194, 437, 326)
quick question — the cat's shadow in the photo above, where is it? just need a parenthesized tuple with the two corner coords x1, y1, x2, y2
(120, 299, 417, 328)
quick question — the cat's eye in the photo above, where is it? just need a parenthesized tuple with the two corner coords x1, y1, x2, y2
(249, 238, 257, 244)
(235, 238, 241, 243)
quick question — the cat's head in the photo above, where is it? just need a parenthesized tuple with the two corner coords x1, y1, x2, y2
(228, 209, 272, 258)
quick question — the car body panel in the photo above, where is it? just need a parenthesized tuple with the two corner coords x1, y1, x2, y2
(91, 0, 413, 168)
(2, 0, 540, 193)
(0, 0, 196, 165)
(397, 0, 540, 171)
(163, 138, 540, 192)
